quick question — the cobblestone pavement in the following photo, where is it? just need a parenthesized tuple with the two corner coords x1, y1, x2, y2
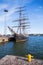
(0, 55, 43, 65)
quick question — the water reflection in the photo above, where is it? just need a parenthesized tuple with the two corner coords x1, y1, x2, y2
(0, 36, 43, 59)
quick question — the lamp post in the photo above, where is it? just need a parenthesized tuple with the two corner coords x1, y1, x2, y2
(4, 10, 8, 35)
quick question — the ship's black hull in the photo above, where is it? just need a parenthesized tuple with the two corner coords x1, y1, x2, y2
(8, 36, 16, 41)
(8, 35, 27, 42)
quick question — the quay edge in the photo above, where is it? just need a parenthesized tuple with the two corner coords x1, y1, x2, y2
(0, 55, 43, 65)
(0, 36, 9, 43)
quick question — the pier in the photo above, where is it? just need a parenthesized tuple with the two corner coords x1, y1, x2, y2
(0, 55, 43, 65)
(0, 36, 9, 43)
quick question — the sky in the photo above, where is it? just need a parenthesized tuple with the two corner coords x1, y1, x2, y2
(0, 0, 43, 34)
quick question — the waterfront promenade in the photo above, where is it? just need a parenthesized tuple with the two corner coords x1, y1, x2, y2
(0, 55, 43, 65)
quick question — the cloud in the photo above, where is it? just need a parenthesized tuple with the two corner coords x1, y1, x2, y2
(39, 6, 43, 9)
(13, 0, 34, 6)
(0, 4, 9, 10)
(0, 4, 15, 22)
(23, 0, 33, 3)
(7, 7, 15, 16)
(0, 4, 8, 22)
(35, 6, 43, 11)
(0, 15, 4, 22)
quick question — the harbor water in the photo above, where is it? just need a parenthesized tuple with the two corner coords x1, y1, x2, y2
(0, 36, 43, 59)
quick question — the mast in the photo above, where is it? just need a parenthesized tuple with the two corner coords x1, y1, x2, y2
(13, 6, 30, 35)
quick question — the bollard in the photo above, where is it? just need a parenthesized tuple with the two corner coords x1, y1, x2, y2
(26, 54, 33, 62)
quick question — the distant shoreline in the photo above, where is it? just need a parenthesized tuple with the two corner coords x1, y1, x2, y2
(29, 34, 43, 36)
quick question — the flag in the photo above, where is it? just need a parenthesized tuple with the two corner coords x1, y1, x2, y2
(4, 10, 8, 12)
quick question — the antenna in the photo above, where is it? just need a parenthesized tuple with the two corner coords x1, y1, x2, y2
(4, 9, 8, 35)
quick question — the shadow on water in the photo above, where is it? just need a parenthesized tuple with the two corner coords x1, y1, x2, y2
(12, 41, 28, 57)
(0, 40, 29, 59)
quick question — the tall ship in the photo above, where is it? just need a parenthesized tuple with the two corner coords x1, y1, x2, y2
(8, 6, 30, 42)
